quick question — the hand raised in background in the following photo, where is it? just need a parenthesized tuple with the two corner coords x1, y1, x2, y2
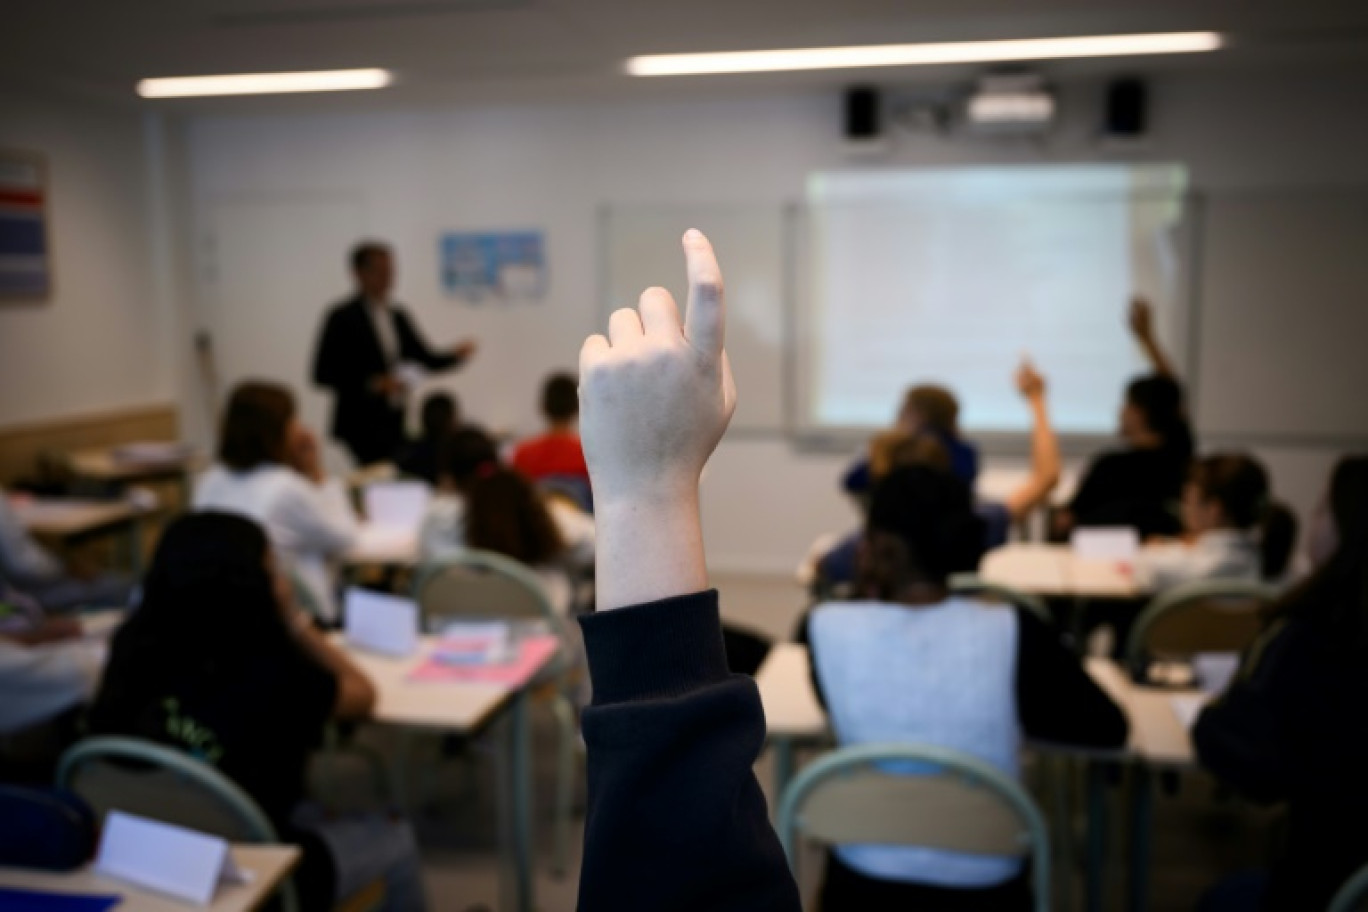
(578, 229, 737, 509)
(1128, 296, 1156, 341)
(1015, 358, 1047, 400)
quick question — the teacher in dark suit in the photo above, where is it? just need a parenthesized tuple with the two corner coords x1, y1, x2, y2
(312, 241, 477, 466)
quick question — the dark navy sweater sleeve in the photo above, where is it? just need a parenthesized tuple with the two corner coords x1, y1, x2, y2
(577, 590, 802, 912)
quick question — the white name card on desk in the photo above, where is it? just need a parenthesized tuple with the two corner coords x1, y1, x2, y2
(1071, 527, 1140, 561)
(95, 811, 251, 905)
(363, 481, 432, 533)
(345, 587, 419, 657)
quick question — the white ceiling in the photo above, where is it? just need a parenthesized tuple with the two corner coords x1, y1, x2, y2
(7, 0, 1368, 108)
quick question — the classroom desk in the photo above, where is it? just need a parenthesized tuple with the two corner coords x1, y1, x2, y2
(980, 543, 1140, 600)
(335, 635, 552, 912)
(756, 643, 1202, 912)
(12, 496, 156, 576)
(0, 845, 300, 912)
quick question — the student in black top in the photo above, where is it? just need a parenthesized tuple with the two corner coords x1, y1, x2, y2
(572, 229, 801, 910)
(1055, 298, 1195, 539)
(1193, 454, 1368, 911)
(395, 391, 461, 484)
(88, 513, 426, 912)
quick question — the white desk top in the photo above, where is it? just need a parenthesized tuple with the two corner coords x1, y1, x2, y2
(758, 643, 1197, 768)
(334, 634, 544, 732)
(981, 543, 1140, 600)
(0, 845, 299, 912)
(343, 526, 420, 567)
(11, 496, 150, 538)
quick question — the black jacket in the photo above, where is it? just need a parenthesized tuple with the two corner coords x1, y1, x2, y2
(577, 591, 802, 911)
(1193, 618, 1368, 910)
(311, 295, 459, 461)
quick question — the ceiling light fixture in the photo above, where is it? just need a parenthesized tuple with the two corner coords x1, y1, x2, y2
(137, 68, 393, 98)
(626, 32, 1222, 77)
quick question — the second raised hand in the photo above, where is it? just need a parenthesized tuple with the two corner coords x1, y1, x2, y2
(578, 229, 737, 509)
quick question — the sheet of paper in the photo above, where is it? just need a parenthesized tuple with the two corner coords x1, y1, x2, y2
(1170, 693, 1212, 731)
(94, 811, 229, 906)
(362, 481, 432, 533)
(1071, 527, 1141, 561)
(344, 587, 419, 657)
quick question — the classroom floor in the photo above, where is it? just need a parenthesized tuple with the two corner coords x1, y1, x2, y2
(345, 572, 1280, 912)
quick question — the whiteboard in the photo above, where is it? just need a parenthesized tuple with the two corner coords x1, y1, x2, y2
(601, 204, 788, 432)
(1195, 190, 1368, 441)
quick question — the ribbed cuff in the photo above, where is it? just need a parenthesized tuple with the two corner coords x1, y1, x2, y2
(579, 590, 730, 705)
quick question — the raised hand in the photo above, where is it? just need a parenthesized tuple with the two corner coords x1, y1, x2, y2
(1015, 358, 1046, 400)
(1128, 296, 1155, 341)
(578, 229, 736, 509)
(579, 229, 736, 610)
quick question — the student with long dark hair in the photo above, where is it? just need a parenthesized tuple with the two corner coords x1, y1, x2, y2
(89, 512, 425, 911)
(807, 465, 1127, 909)
(1194, 455, 1368, 910)
(1055, 298, 1195, 539)
(420, 426, 593, 614)
(1135, 452, 1298, 589)
(194, 381, 358, 623)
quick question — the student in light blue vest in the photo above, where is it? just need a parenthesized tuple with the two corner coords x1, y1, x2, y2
(809, 464, 1128, 909)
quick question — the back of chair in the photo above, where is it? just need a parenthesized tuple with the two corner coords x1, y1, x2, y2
(1330, 862, 1368, 912)
(57, 736, 277, 841)
(412, 549, 556, 633)
(779, 742, 1051, 912)
(1125, 578, 1279, 674)
(949, 574, 1052, 625)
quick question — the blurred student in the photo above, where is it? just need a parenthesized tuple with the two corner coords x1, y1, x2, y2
(395, 392, 460, 484)
(844, 383, 979, 496)
(1055, 298, 1194, 539)
(89, 513, 424, 911)
(808, 465, 1126, 910)
(1193, 455, 1368, 911)
(809, 362, 1059, 591)
(194, 382, 358, 623)
(420, 426, 593, 615)
(0, 492, 132, 613)
(1134, 453, 1297, 590)
(512, 372, 590, 490)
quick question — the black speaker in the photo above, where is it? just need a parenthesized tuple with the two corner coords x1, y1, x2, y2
(1105, 78, 1147, 136)
(844, 86, 881, 140)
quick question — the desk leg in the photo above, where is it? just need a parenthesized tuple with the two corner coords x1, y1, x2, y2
(772, 737, 794, 812)
(1128, 764, 1154, 912)
(1085, 760, 1108, 912)
(497, 691, 534, 912)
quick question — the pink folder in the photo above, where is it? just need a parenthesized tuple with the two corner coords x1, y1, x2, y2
(408, 635, 560, 686)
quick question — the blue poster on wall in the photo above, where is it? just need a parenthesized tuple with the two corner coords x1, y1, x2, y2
(440, 231, 546, 303)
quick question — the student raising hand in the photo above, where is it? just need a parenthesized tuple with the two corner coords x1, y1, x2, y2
(579, 228, 737, 611)
(574, 230, 800, 912)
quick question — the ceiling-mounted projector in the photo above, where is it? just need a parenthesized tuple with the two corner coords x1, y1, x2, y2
(964, 73, 1055, 134)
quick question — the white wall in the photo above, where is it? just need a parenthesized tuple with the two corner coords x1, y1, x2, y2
(0, 91, 168, 427)
(176, 70, 1368, 573)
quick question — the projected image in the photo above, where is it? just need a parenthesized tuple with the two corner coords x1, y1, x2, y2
(802, 165, 1190, 435)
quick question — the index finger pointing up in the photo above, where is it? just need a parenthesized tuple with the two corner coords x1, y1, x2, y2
(682, 229, 725, 358)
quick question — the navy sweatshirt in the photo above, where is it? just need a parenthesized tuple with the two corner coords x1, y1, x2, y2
(577, 590, 802, 912)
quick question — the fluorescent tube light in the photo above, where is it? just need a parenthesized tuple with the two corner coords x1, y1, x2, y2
(627, 32, 1222, 77)
(137, 68, 393, 98)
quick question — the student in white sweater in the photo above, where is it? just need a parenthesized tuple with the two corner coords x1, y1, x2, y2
(194, 382, 358, 623)
(419, 426, 593, 616)
(1134, 452, 1298, 591)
